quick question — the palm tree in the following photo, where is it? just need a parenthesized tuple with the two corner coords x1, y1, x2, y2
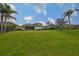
(56, 18, 67, 29)
(63, 9, 79, 29)
(0, 3, 5, 31)
(3, 3, 17, 31)
(0, 3, 17, 32)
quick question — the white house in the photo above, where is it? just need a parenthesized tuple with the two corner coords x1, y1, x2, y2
(35, 26, 42, 30)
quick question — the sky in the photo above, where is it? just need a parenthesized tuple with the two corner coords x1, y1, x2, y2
(9, 3, 79, 25)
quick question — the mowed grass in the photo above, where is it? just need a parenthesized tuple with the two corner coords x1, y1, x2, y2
(0, 30, 79, 56)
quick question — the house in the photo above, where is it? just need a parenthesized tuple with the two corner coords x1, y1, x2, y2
(15, 26, 25, 31)
(22, 23, 35, 30)
(34, 22, 50, 30)
(35, 26, 42, 30)
(25, 26, 35, 30)
(34, 25, 51, 30)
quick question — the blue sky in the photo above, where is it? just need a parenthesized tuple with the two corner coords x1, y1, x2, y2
(11, 3, 79, 25)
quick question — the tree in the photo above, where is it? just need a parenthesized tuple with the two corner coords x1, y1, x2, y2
(3, 3, 17, 32)
(56, 18, 67, 29)
(63, 9, 79, 29)
(0, 3, 17, 32)
(0, 3, 5, 31)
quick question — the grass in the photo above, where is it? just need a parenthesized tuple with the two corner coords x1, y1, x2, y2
(0, 30, 79, 56)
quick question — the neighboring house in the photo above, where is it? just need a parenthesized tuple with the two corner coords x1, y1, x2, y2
(35, 26, 50, 30)
(15, 26, 25, 31)
(25, 26, 35, 30)
(33, 23, 42, 27)
(35, 26, 42, 30)
(22, 23, 35, 30)
(47, 23, 56, 30)
(34, 22, 49, 30)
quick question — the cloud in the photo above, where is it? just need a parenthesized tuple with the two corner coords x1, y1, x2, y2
(34, 6, 42, 13)
(24, 16, 33, 23)
(72, 11, 78, 16)
(31, 3, 47, 15)
(48, 18, 56, 24)
(39, 21, 48, 26)
(24, 16, 33, 21)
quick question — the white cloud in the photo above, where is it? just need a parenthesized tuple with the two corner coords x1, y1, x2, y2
(48, 18, 56, 24)
(72, 11, 78, 16)
(34, 6, 42, 13)
(39, 21, 47, 26)
(24, 16, 33, 21)
(31, 3, 47, 15)
(24, 16, 33, 23)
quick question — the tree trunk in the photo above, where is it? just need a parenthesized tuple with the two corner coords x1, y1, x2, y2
(1, 13, 4, 32)
(4, 16, 7, 32)
(68, 16, 71, 29)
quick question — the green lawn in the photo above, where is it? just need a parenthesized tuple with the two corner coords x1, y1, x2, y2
(0, 30, 79, 56)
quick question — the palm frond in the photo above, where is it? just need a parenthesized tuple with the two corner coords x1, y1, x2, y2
(8, 16, 16, 20)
